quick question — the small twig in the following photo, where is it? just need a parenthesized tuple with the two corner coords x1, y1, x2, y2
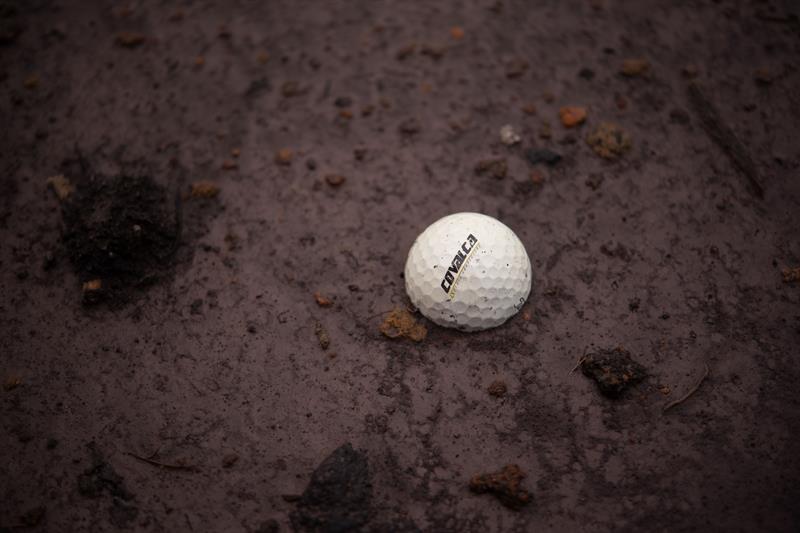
(569, 347, 589, 375)
(663, 363, 710, 413)
(125, 451, 197, 471)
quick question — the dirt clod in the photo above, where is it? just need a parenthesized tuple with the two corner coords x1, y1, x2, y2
(115, 31, 145, 48)
(379, 308, 427, 342)
(469, 464, 531, 510)
(559, 106, 587, 128)
(580, 347, 647, 398)
(290, 443, 373, 532)
(782, 267, 800, 283)
(61, 174, 180, 304)
(46, 174, 74, 200)
(190, 180, 220, 198)
(474, 158, 508, 179)
(487, 380, 507, 397)
(314, 292, 334, 307)
(3, 376, 22, 391)
(621, 58, 650, 76)
(325, 174, 346, 187)
(586, 122, 632, 159)
(275, 148, 294, 165)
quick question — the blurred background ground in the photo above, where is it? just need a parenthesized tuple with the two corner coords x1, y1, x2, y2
(1, 0, 799, 531)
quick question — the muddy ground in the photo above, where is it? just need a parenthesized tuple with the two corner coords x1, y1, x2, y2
(2, 0, 800, 531)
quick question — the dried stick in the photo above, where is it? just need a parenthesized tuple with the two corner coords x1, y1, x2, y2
(126, 451, 197, 471)
(663, 363, 710, 413)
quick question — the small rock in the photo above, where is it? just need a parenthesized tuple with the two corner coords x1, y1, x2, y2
(379, 308, 427, 342)
(578, 67, 595, 80)
(314, 292, 334, 307)
(529, 170, 544, 185)
(521, 103, 537, 115)
(525, 149, 561, 166)
(469, 464, 531, 510)
(275, 148, 293, 165)
(256, 51, 270, 64)
(620, 58, 650, 76)
(450, 26, 465, 40)
(306, 158, 317, 170)
(499, 124, 521, 145)
(361, 105, 375, 117)
(782, 267, 800, 283)
(221, 159, 238, 170)
(580, 347, 646, 398)
(190, 180, 220, 198)
(82, 279, 104, 304)
(334, 96, 352, 108)
(289, 443, 372, 532)
(46, 174, 74, 200)
(586, 122, 632, 159)
(115, 31, 145, 48)
(398, 118, 421, 136)
(559, 106, 587, 128)
(338, 109, 353, 120)
(315, 322, 330, 350)
(474, 158, 508, 179)
(487, 380, 507, 397)
(231, 148, 241, 158)
(505, 58, 529, 79)
(353, 147, 367, 160)
(325, 174, 346, 187)
(222, 453, 239, 468)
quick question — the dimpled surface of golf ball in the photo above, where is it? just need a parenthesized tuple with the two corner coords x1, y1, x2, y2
(404, 212, 532, 331)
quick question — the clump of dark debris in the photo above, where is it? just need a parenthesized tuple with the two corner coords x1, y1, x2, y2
(77, 443, 139, 528)
(580, 347, 647, 398)
(290, 443, 373, 532)
(59, 173, 180, 304)
(290, 443, 421, 533)
(469, 464, 531, 510)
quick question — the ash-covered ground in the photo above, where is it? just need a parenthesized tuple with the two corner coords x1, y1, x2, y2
(1, 1, 799, 531)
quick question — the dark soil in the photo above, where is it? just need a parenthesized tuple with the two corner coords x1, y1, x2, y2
(580, 347, 647, 398)
(2, 1, 800, 532)
(60, 171, 180, 304)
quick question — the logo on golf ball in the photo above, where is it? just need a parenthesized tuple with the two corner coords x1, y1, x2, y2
(440, 233, 480, 299)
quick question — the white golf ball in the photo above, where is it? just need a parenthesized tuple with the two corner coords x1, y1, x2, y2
(404, 212, 532, 331)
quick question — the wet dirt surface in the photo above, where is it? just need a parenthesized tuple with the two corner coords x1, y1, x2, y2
(1, 0, 800, 531)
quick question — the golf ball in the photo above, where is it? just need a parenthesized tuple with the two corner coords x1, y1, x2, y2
(404, 212, 532, 331)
